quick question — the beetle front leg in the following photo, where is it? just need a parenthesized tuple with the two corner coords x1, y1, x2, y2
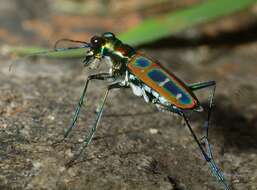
(53, 73, 112, 145)
(65, 82, 125, 167)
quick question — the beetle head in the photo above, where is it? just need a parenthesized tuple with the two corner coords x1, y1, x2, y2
(83, 32, 116, 69)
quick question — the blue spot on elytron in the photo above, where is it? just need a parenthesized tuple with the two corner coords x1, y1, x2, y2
(148, 69, 166, 82)
(135, 57, 150, 68)
(148, 69, 192, 105)
(163, 81, 191, 104)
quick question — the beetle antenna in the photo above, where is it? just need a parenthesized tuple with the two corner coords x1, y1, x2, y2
(54, 38, 89, 50)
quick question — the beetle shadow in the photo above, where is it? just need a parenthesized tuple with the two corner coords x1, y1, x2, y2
(196, 95, 257, 152)
(104, 93, 257, 153)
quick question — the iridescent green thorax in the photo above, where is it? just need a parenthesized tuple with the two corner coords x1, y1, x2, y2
(101, 38, 136, 64)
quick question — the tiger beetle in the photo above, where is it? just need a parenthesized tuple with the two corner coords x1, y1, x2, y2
(36, 32, 230, 189)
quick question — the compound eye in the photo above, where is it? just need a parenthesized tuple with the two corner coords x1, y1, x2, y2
(91, 36, 105, 47)
(103, 32, 115, 39)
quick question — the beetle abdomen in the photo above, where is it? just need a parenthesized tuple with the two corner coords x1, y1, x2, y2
(128, 54, 199, 110)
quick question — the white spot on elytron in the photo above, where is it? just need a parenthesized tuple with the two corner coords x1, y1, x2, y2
(176, 93, 182, 100)
(159, 78, 169, 86)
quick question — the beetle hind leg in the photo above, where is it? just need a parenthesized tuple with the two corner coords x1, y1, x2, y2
(181, 112, 231, 190)
(188, 80, 216, 91)
(188, 80, 216, 137)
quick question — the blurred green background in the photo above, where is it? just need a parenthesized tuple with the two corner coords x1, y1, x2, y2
(1, 0, 257, 57)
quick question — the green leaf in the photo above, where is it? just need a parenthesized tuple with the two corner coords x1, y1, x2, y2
(6, 46, 87, 59)
(118, 0, 257, 45)
(4, 0, 256, 58)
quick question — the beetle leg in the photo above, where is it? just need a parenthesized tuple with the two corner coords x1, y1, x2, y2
(202, 136, 231, 190)
(65, 82, 124, 167)
(188, 80, 216, 91)
(181, 112, 230, 190)
(188, 80, 216, 137)
(53, 73, 112, 146)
